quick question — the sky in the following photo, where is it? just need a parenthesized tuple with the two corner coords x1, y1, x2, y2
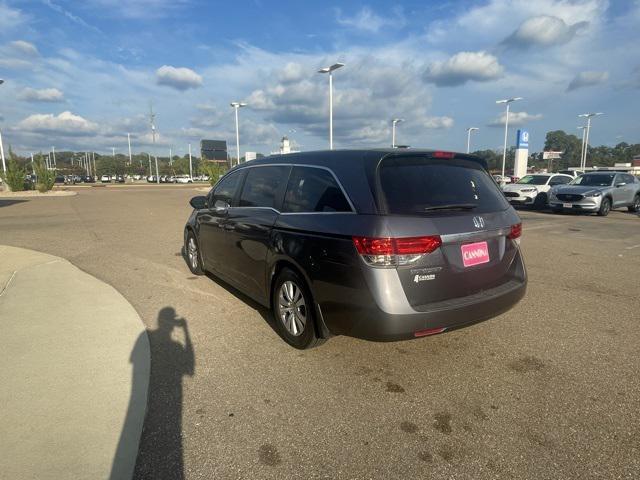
(0, 0, 639, 158)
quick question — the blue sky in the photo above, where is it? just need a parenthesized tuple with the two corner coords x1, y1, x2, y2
(0, 0, 638, 157)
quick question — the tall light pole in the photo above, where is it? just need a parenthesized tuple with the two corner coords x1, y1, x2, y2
(230, 102, 246, 166)
(466, 127, 479, 154)
(496, 97, 522, 179)
(391, 118, 404, 148)
(578, 112, 603, 169)
(318, 63, 344, 150)
(169, 147, 172, 166)
(127, 133, 132, 166)
(149, 103, 159, 184)
(52, 146, 56, 168)
(577, 126, 587, 170)
(0, 79, 5, 175)
(112, 147, 116, 159)
(188, 143, 193, 180)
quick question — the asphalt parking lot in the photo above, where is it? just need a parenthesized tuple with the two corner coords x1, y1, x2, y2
(1, 185, 639, 480)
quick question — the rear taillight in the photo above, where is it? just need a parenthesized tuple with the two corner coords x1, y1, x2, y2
(508, 223, 522, 243)
(432, 151, 455, 159)
(508, 223, 522, 239)
(352, 235, 442, 267)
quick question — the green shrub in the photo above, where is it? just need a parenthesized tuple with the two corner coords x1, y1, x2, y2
(201, 163, 228, 186)
(1, 149, 27, 191)
(33, 155, 55, 193)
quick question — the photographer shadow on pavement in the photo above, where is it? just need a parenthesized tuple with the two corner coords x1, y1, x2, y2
(112, 307, 195, 480)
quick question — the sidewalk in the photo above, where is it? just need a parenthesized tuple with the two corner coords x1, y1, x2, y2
(0, 246, 150, 480)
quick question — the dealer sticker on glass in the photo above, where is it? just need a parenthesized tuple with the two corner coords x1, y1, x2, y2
(461, 241, 490, 268)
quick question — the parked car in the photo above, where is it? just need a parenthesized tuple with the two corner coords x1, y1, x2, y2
(83, 175, 95, 183)
(549, 172, 640, 216)
(55, 175, 65, 184)
(100, 175, 111, 183)
(183, 149, 527, 349)
(167, 175, 177, 183)
(176, 175, 193, 184)
(502, 173, 573, 208)
(147, 175, 157, 183)
(557, 169, 584, 178)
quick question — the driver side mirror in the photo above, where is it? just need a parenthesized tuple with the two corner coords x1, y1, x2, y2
(189, 195, 208, 210)
(615, 182, 626, 187)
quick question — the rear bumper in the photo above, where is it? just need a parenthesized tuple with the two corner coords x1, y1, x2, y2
(320, 253, 527, 342)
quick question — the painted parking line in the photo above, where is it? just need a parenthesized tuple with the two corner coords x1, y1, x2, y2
(625, 244, 640, 250)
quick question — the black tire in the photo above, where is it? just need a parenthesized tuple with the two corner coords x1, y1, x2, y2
(271, 268, 325, 349)
(533, 192, 548, 209)
(597, 197, 611, 217)
(628, 195, 640, 213)
(185, 230, 205, 275)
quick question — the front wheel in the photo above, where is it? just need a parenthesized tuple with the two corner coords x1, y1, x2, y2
(597, 197, 611, 217)
(185, 231, 204, 275)
(272, 268, 324, 349)
(628, 195, 640, 213)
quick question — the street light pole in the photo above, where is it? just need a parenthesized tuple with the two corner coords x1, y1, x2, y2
(230, 102, 247, 166)
(578, 113, 603, 169)
(577, 126, 587, 170)
(127, 133, 132, 166)
(496, 97, 522, 179)
(466, 127, 479, 154)
(318, 63, 344, 150)
(188, 143, 193, 180)
(392, 118, 404, 148)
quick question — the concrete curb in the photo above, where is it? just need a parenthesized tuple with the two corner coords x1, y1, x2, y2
(0, 245, 149, 480)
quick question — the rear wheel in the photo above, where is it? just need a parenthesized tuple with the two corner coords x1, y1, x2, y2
(628, 195, 640, 213)
(185, 231, 204, 275)
(272, 268, 324, 349)
(597, 197, 611, 217)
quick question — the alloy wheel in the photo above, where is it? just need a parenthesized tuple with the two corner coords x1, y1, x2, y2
(188, 236, 198, 270)
(278, 280, 307, 336)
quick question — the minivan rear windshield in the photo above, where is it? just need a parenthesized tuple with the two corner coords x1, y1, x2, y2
(379, 156, 509, 215)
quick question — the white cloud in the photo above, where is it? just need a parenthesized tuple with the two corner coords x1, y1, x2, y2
(85, 0, 189, 19)
(487, 111, 543, 127)
(10, 40, 39, 56)
(567, 71, 608, 91)
(0, 3, 26, 30)
(18, 88, 65, 102)
(335, 6, 406, 33)
(17, 111, 99, 136)
(156, 65, 203, 91)
(502, 15, 588, 48)
(423, 116, 455, 129)
(424, 51, 504, 87)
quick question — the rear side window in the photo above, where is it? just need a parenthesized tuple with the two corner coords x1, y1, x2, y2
(211, 170, 242, 205)
(239, 166, 289, 209)
(549, 175, 571, 186)
(282, 167, 352, 213)
(379, 157, 509, 215)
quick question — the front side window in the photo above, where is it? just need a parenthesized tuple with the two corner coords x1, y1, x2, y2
(211, 171, 242, 205)
(238, 166, 290, 209)
(282, 167, 352, 213)
(549, 176, 571, 186)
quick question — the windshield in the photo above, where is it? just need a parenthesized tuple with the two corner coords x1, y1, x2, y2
(379, 157, 509, 215)
(570, 174, 615, 187)
(517, 175, 549, 185)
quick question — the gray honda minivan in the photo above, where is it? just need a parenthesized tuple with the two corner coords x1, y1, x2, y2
(185, 149, 526, 348)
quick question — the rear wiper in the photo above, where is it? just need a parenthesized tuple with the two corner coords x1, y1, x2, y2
(423, 203, 477, 211)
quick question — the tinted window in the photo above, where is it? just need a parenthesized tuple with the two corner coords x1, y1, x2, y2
(282, 167, 352, 213)
(380, 158, 509, 215)
(571, 174, 615, 186)
(239, 166, 289, 208)
(212, 171, 242, 205)
(549, 176, 571, 185)
(621, 174, 635, 184)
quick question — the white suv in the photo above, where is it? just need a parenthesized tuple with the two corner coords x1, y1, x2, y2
(502, 173, 573, 208)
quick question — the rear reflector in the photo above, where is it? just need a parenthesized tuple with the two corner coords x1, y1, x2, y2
(507, 223, 522, 239)
(432, 151, 455, 159)
(353, 235, 442, 267)
(414, 327, 446, 337)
